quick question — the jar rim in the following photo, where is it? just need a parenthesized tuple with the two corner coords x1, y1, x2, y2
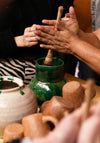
(0, 76, 23, 93)
(36, 57, 64, 68)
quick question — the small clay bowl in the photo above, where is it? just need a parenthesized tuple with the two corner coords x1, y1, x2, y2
(3, 123, 24, 143)
(62, 81, 85, 108)
(41, 96, 74, 121)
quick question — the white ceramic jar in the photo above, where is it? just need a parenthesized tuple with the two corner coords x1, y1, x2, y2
(0, 76, 38, 137)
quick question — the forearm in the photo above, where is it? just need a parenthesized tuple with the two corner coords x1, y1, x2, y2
(68, 35, 100, 74)
(78, 29, 100, 49)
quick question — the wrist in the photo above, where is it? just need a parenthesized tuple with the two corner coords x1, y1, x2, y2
(68, 34, 80, 54)
(14, 36, 24, 47)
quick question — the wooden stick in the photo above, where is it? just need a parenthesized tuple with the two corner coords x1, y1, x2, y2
(43, 6, 64, 66)
(82, 79, 95, 122)
(54, 6, 64, 30)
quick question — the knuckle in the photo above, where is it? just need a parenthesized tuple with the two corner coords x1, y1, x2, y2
(25, 28, 28, 32)
(24, 33, 28, 36)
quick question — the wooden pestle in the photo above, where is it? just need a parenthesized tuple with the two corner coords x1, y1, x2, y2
(82, 79, 95, 122)
(43, 6, 64, 66)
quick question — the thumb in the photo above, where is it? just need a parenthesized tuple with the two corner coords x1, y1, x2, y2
(69, 6, 77, 20)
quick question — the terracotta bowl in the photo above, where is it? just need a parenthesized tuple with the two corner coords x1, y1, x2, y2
(41, 96, 74, 121)
(62, 81, 85, 108)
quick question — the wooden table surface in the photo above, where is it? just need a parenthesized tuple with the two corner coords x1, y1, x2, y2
(65, 73, 100, 105)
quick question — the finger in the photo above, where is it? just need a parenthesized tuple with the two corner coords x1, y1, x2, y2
(25, 27, 31, 32)
(69, 6, 77, 20)
(50, 108, 82, 143)
(62, 16, 70, 21)
(26, 37, 38, 42)
(61, 16, 66, 20)
(31, 24, 36, 27)
(25, 26, 36, 33)
(27, 41, 38, 47)
(30, 24, 37, 31)
(40, 44, 54, 49)
(37, 33, 61, 46)
(89, 105, 96, 116)
(77, 115, 100, 143)
(40, 43, 70, 54)
(65, 13, 70, 18)
(36, 25, 55, 35)
(35, 30, 54, 40)
(40, 42, 63, 51)
(94, 102, 100, 116)
(24, 32, 36, 37)
(37, 36, 52, 45)
(42, 19, 56, 26)
(40, 44, 60, 51)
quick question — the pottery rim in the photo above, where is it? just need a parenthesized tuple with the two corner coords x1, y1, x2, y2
(0, 76, 23, 93)
(36, 57, 64, 68)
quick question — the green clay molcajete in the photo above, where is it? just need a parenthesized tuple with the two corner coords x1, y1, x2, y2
(29, 57, 66, 105)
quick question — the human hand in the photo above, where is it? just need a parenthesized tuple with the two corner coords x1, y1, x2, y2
(33, 105, 83, 143)
(42, 6, 79, 34)
(77, 103, 100, 143)
(33, 103, 100, 143)
(35, 23, 78, 54)
(34, 6, 79, 54)
(14, 24, 38, 48)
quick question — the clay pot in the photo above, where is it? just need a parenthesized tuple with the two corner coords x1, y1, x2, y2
(22, 113, 58, 138)
(0, 76, 38, 137)
(41, 96, 74, 121)
(3, 123, 24, 143)
(40, 101, 49, 112)
(62, 81, 85, 108)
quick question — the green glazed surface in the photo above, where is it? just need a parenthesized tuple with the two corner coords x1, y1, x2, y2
(29, 57, 66, 105)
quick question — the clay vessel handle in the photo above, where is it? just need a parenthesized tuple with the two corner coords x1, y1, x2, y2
(42, 115, 58, 130)
(44, 6, 64, 66)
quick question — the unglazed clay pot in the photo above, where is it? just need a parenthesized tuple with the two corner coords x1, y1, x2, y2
(0, 76, 38, 137)
(62, 81, 85, 108)
(22, 113, 58, 138)
(40, 101, 50, 112)
(3, 123, 24, 143)
(29, 57, 66, 105)
(41, 96, 74, 121)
